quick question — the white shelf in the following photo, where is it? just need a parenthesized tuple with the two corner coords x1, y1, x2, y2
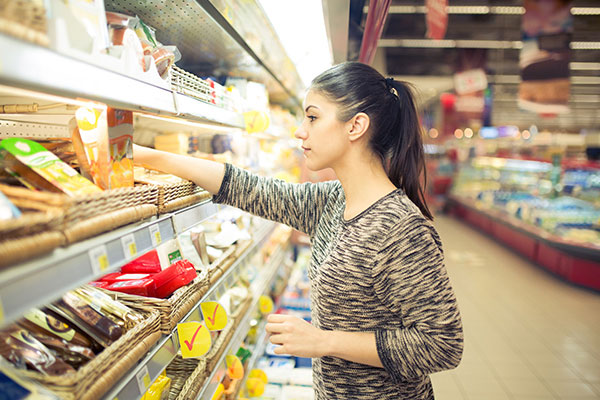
(102, 221, 280, 400)
(0, 200, 220, 328)
(0, 34, 245, 129)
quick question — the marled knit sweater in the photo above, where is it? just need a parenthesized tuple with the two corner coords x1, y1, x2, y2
(213, 164, 463, 399)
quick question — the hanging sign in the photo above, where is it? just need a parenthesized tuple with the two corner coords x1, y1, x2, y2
(200, 301, 228, 331)
(177, 322, 211, 358)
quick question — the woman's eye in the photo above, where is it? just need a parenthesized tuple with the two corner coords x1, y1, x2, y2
(307, 116, 316, 122)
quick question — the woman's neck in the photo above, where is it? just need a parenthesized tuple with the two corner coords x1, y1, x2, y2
(333, 153, 398, 221)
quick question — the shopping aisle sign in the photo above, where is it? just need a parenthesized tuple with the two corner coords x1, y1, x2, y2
(177, 321, 211, 358)
(200, 301, 228, 331)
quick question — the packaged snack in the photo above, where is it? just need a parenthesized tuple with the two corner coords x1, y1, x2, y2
(0, 328, 75, 375)
(59, 292, 122, 342)
(121, 249, 162, 273)
(74, 286, 143, 330)
(0, 190, 21, 220)
(74, 106, 134, 190)
(152, 47, 175, 79)
(100, 272, 153, 283)
(152, 260, 197, 298)
(104, 278, 156, 297)
(21, 308, 92, 348)
(25, 330, 94, 369)
(0, 138, 102, 196)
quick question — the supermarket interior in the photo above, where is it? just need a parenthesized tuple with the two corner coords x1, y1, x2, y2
(0, 1, 599, 400)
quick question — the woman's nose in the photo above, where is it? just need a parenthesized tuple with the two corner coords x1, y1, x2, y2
(294, 125, 307, 140)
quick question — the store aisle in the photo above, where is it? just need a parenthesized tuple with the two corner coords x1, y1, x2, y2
(431, 215, 600, 400)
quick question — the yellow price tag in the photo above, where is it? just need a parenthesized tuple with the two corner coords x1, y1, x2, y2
(89, 245, 109, 274)
(98, 254, 109, 271)
(226, 355, 244, 379)
(248, 369, 268, 384)
(211, 383, 224, 400)
(258, 295, 274, 315)
(246, 377, 266, 397)
(150, 224, 162, 247)
(200, 301, 228, 331)
(0, 297, 4, 324)
(178, 322, 211, 358)
(121, 234, 137, 259)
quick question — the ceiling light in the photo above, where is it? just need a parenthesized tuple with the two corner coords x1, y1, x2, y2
(570, 62, 600, 70)
(571, 7, 600, 15)
(490, 6, 524, 15)
(571, 42, 600, 50)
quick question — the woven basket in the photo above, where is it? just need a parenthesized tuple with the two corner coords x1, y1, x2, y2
(0, 208, 65, 268)
(0, 0, 49, 46)
(13, 307, 161, 400)
(156, 182, 210, 214)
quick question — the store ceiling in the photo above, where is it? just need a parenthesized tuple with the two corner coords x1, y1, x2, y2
(356, 0, 600, 132)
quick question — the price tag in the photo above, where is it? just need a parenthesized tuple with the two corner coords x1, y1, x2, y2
(89, 245, 109, 274)
(259, 295, 274, 315)
(225, 355, 244, 379)
(121, 234, 137, 259)
(0, 296, 4, 324)
(200, 301, 228, 331)
(149, 224, 162, 247)
(177, 322, 211, 358)
(135, 365, 151, 394)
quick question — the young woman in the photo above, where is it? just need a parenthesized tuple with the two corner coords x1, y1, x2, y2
(134, 62, 463, 399)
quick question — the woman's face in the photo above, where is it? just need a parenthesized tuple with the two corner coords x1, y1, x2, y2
(295, 90, 349, 171)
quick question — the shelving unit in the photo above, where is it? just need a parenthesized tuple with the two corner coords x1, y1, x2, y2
(0, 0, 303, 398)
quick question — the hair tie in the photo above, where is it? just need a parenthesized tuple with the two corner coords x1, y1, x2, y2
(384, 77, 399, 98)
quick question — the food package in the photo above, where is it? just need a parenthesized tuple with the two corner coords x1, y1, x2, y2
(141, 373, 171, 400)
(0, 190, 21, 220)
(120, 249, 162, 273)
(154, 133, 189, 155)
(73, 106, 134, 190)
(132, 18, 181, 80)
(20, 308, 92, 348)
(60, 292, 122, 342)
(0, 327, 75, 375)
(155, 239, 183, 269)
(24, 330, 94, 369)
(151, 260, 197, 298)
(134, 167, 185, 186)
(151, 46, 175, 79)
(0, 138, 102, 196)
(74, 286, 143, 330)
(104, 278, 157, 297)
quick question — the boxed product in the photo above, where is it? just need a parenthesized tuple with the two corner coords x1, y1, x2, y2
(121, 249, 162, 273)
(0, 137, 102, 196)
(73, 106, 134, 190)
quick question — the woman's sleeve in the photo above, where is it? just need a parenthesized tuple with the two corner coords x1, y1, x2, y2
(371, 215, 464, 383)
(212, 163, 337, 236)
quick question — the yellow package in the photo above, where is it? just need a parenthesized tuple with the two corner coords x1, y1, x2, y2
(0, 138, 101, 196)
(141, 374, 171, 400)
(74, 106, 134, 189)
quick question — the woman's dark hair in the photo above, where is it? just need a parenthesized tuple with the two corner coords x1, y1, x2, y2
(310, 61, 433, 220)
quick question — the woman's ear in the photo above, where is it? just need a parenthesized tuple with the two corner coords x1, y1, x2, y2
(347, 112, 370, 142)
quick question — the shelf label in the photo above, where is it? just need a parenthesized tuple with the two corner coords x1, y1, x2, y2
(0, 297, 4, 324)
(136, 365, 151, 394)
(259, 295, 274, 315)
(200, 301, 227, 331)
(149, 224, 162, 247)
(89, 245, 109, 274)
(177, 321, 211, 358)
(226, 355, 244, 379)
(121, 234, 137, 259)
(246, 377, 266, 397)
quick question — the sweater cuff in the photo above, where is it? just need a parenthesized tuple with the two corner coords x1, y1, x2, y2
(212, 163, 234, 205)
(375, 329, 404, 384)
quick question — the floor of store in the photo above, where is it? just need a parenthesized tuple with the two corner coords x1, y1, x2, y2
(431, 215, 600, 400)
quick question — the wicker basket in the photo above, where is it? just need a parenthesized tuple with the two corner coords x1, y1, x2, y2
(0, 0, 49, 46)
(13, 307, 161, 400)
(0, 208, 65, 268)
(154, 181, 211, 214)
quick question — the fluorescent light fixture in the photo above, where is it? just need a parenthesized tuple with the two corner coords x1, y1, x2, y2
(571, 7, 600, 15)
(490, 6, 524, 15)
(379, 39, 456, 48)
(259, 0, 332, 87)
(572, 76, 600, 85)
(571, 42, 600, 50)
(570, 62, 600, 70)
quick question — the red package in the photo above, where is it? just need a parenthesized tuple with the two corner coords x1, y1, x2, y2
(100, 272, 153, 283)
(88, 281, 110, 289)
(152, 260, 197, 298)
(121, 250, 161, 273)
(104, 279, 156, 297)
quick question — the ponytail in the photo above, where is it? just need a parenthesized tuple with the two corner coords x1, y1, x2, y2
(311, 62, 433, 220)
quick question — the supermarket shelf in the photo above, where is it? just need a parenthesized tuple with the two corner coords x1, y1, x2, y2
(234, 312, 270, 399)
(199, 245, 288, 400)
(102, 220, 277, 400)
(0, 200, 220, 328)
(0, 34, 244, 129)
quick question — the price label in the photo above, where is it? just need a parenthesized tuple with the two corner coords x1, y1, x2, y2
(89, 245, 109, 274)
(149, 224, 162, 247)
(226, 355, 244, 379)
(121, 234, 137, 259)
(177, 322, 211, 358)
(0, 296, 4, 324)
(136, 365, 151, 394)
(200, 301, 228, 331)
(259, 295, 274, 315)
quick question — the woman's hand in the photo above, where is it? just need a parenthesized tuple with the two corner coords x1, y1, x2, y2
(265, 314, 327, 358)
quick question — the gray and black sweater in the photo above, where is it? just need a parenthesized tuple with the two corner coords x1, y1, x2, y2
(213, 164, 463, 399)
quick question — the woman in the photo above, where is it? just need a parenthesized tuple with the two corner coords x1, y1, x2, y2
(134, 62, 463, 399)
